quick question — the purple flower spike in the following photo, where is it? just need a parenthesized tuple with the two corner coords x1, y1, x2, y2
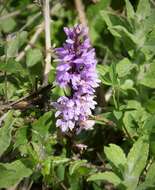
(54, 24, 100, 132)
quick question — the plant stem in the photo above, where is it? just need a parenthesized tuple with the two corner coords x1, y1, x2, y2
(74, 0, 87, 27)
(0, 4, 35, 21)
(0, 0, 9, 15)
(16, 23, 44, 62)
(19, 11, 41, 32)
(43, 0, 52, 85)
(4, 71, 8, 103)
(112, 87, 118, 110)
(123, 124, 134, 142)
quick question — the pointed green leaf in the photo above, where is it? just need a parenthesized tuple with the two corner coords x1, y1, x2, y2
(0, 10, 16, 33)
(140, 62, 155, 88)
(87, 171, 122, 186)
(0, 59, 24, 74)
(0, 111, 15, 157)
(143, 114, 155, 133)
(104, 144, 126, 173)
(109, 25, 138, 44)
(116, 58, 136, 77)
(125, 0, 135, 19)
(69, 160, 87, 175)
(136, 0, 150, 20)
(145, 162, 155, 185)
(124, 136, 149, 190)
(136, 161, 155, 190)
(32, 111, 53, 141)
(14, 126, 28, 149)
(0, 160, 32, 188)
(52, 157, 70, 165)
(26, 48, 43, 67)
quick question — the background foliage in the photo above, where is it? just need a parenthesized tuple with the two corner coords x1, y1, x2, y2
(0, 0, 155, 189)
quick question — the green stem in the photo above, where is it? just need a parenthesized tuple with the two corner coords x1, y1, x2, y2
(0, 0, 9, 15)
(123, 124, 134, 142)
(4, 71, 8, 103)
(112, 87, 118, 110)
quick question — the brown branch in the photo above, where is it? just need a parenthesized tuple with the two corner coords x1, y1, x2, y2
(0, 10, 20, 21)
(1, 84, 54, 111)
(0, 4, 35, 21)
(15, 23, 44, 62)
(6, 184, 19, 190)
(74, 0, 88, 27)
(15, 3, 59, 63)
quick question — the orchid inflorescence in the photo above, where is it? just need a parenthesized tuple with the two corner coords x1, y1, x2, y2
(54, 24, 100, 132)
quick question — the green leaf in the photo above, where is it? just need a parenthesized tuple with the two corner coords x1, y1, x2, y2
(144, 29, 155, 53)
(125, 0, 135, 19)
(5, 31, 28, 58)
(104, 144, 126, 173)
(52, 157, 70, 165)
(146, 99, 155, 113)
(109, 63, 118, 86)
(150, 133, 155, 156)
(116, 58, 136, 77)
(140, 62, 155, 88)
(97, 64, 109, 77)
(101, 11, 128, 29)
(0, 59, 24, 74)
(120, 79, 138, 94)
(143, 114, 155, 134)
(124, 136, 149, 190)
(0, 160, 32, 188)
(87, 0, 110, 20)
(113, 110, 123, 120)
(69, 160, 87, 175)
(32, 111, 53, 141)
(18, 31, 28, 47)
(87, 171, 122, 186)
(56, 164, 65, 181)
(136, 0, 150, 20)
(145, 162, 155, 185)
(136, 161, 155, 190)
(123, 100, 149, 137)
(14, 126, 28, 149)
(6, 31, 28, 59)
(109, 25, 138, 47)
(0, 111, 15, 157)
(68, 174, 81, 190)
(0, 10, 16, 33)
(87, 0, 111, 43)
(6, 36, 19, 58)
(26, 48, 43, 67)
(42, 157, 51, 176)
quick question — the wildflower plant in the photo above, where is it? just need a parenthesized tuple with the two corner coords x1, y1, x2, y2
(1, 0, 155, 190)
(54, 24, 100, 132)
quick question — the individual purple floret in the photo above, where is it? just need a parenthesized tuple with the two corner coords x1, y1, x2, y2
(54, 24, 100, 132)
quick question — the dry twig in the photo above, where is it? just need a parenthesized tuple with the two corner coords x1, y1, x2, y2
(74, 0, 88, 27)
(1, 84, 53, 111)
(15, 23, 44, 62)
(43, 0, 52, 85)
(0, 4, 35, 21)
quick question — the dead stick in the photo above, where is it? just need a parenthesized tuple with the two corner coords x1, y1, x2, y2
(0, 4, 35, 21)
(15, 23, 44, 62)
(43, 0, 52, 85)
(74, 0, 88, 27)
(1, 84, 53, 111)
